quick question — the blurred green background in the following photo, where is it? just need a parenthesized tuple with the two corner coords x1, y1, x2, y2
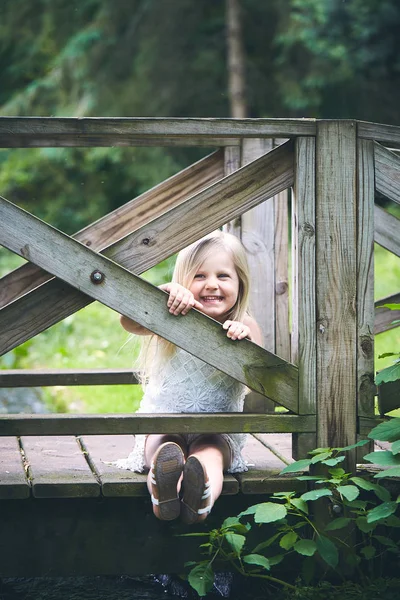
(0, 0, 399, 414)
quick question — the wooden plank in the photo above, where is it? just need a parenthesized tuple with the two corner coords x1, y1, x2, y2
(292, 137, 317, 459)
(21, 436, 100, 498)
(0, 116, 317, 148)
(374, 205, 400, 258)
(0, 146, 299, 410)
(80, 435, 238, 496)
(315, 121, 357, 468)
(0, 369, 139, 387)
(357, 139, 375, 422)
(374, 142, 400, 205)
(375, 292, 400, 334)
(358, 121, 400, 147)
(274, 188, 290, 361)
(0, 150, 224, 308)
(237, 435, 306, 494)
(0, 437, 30, 499)
(0, 141, 294, 356)
(0, 414, 316, 436)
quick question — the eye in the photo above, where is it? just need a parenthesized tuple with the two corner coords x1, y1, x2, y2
(218, 273, 230, 279)
(193, 274, 205, 279)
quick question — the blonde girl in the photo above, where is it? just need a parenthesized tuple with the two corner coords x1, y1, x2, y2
(117, 231, 262, 524)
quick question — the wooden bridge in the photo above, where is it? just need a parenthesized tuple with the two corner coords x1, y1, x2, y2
(0, 117, 399, 576)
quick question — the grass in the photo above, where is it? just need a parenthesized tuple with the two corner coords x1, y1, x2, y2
(0, 237, 399, 415)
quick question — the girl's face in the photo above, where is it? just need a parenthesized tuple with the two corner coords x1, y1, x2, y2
(189, 250, 240, 323)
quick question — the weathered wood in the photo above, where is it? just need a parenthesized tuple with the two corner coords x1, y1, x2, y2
(359, 417, 383, 435)
(0, 414, 316, 436)
(0, 437, 30, 499)
(292, 137, 317, 459)
(374, 142, 400, 205)
(0, 116, 317, 148)
(0, 140, 295, 356)
(0, 150, 224, 308)
(375, 292, 400, 334)
(0, 148, 299, 411)
(358, 121, 400, 147)
(223, 145, 241, 237)
(315, 121, 357, 469)
(80, 435, 239, 496)
(374, 205, 400, 258)
(274, 188, 290, 361)
(357, 139, 375, 425)
(21, 436, 100, 498)
(377, 379, 400, 416)
(0, 369, 139, 387)
(237, 434, 306, 494)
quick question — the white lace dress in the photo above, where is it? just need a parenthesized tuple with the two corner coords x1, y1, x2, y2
(114, 347, 248, 473)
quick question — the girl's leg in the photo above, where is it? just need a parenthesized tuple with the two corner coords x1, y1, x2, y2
(144, 434, 187, 520)
(182, 434, 231, 523)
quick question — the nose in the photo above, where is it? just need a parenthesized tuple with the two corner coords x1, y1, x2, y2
(205, 276, 218, 290)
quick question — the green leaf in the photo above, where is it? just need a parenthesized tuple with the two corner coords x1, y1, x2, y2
(364, 451, 400, 466)
(254, 502, 287, 524)
(336, 485, 360, 501)
(356, 516, 377, 533)
(243, 554, 270, 571)
(367, 502, 398, 523)
(324, 517, 351, 531)
(280, 531, 298, 550)
(368, 419, 400, 443)
(378, 303, 400, 310)
(280, 459, 311, 474)
(290, 498, 309, 514)
(392, 440, 400, 455)
(376, 363, 400, 385)
(373, 535, 398, 548)
(360, 545, 376, 560)
(375, 466, 400, 479)
(335, 439, 370, 452)
(308, 447, 331, 455)
(221, 516, 241, 529)
(385, 515, 400, 527)
(269, 554, 284, 566)
(294, 539, 317, 557)
(252, 533, 282, 553)
(378, 352, 399, 359)
(225, 533, 246, 555)
(328, 468, 346, 477)
(322, 457, 346, 466)
(350, 477, 391, 501)
(316, 535, 339, 569)
(238, 505, 258, 518)
(311, 452, 333, 464)
(188, 563, 214, 597)
(296, 476, 323, 481)
(301, 488, 332, 502)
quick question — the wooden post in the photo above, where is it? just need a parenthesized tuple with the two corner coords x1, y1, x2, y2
(315, 121, 358, 471)
(292, 137, 317, 458)
(356, 137, 375, 460)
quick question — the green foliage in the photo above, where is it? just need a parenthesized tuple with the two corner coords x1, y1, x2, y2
(184, 426, 400, 595)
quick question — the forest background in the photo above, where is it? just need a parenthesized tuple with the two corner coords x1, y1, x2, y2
(0, 0, 399, 415)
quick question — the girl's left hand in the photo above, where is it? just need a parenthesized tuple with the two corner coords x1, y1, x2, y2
(222, 320, 251, 341)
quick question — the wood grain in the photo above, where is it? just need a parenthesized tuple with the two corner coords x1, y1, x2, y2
(0, 116, 317, 148)
(358, 121, 400, 147)
(0, 413, 316, 436)
(0, 369, 139, 387)
(315, 121, 357, 464)
(374, 142, 400, 205)
(374, 292, 400, 334)
(21, 436, 100, 498)
(0, 150, 224, 308)
(0, 437, 30, 499)
(374, 204, 400, 258)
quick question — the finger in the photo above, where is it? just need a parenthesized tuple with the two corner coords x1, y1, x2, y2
(222, 320, 232, 330)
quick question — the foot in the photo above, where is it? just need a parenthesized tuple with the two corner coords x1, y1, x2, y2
(149, 442, 184, 521)
(181, 456, 212, 524)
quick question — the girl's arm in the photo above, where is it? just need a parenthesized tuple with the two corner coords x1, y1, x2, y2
(223, 314, 263, 345)
(120, 283, 203, 335)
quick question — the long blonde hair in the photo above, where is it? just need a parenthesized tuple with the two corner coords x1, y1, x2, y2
(140, 231, 251, 384)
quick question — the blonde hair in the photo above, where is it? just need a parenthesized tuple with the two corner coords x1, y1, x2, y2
(140, 231, 251, 384)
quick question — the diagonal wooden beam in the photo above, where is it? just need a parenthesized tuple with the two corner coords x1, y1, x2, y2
(375, 292, 400, 334)
(374, 142, 400, 205)
(0, 196, 298, 411)
(0, 140, 294, 354)
(0, 150, 224, 308)
(374, 205, 400, 258)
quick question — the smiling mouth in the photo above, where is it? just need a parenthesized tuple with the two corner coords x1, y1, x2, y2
(201, 296, 224, 302)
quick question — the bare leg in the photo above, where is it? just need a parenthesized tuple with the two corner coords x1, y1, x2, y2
(185, 434, 231, 522)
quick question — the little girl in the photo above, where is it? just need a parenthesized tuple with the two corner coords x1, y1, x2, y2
(116, 231, 262, 524)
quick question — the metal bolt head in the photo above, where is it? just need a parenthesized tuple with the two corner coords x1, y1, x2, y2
(90, 270, 105, 284)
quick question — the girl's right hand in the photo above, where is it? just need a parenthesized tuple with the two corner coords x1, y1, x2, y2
(159, 283, 204, 316)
